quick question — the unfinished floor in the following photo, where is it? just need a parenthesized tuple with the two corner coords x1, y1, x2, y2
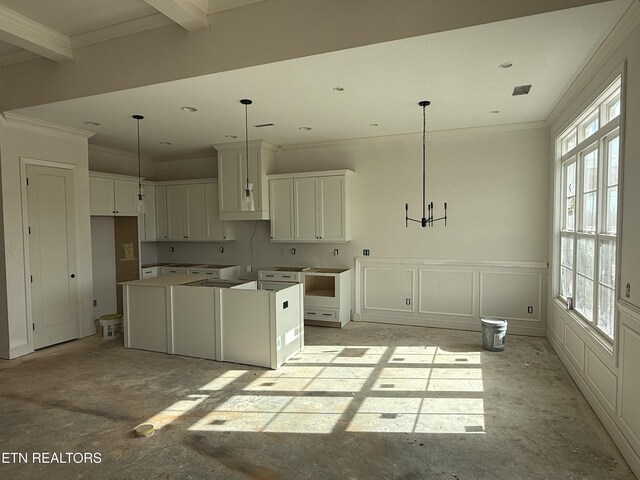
(0, 322, 634, 479)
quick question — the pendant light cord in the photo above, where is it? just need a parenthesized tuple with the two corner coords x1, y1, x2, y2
(422, 102, 426, 221)
(137, 118, 142, 200)
(132, 114, 144, 201)
(245, 102, 249, 195)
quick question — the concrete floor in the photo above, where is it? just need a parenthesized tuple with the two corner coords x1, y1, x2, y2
(0, 322, 634, 480)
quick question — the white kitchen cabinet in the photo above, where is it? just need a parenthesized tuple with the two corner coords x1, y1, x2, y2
(89, 174, 139, 216)
(171, 285, 216, 360)
(160, 266, 187, 275)
(156, 181, 234, 242)
(141, 266, 159, 278)
(205, 182, 236, 241)
(268, 170, 353, 243)
(214, 140, 277, 221)
(167, 184, 206, 241)
(269, 178, 295, 241)
(303, 268, 352, 327)
(155, 185, 168, 240)
(122, 275, 304, 369)
(140, 183, 156, 242)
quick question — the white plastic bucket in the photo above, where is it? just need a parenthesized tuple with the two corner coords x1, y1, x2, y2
(99, 314, 122, 340)
(481, 318, 507, 352)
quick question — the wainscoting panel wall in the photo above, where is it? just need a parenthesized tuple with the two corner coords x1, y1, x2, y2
(355, 257, 547, 336)
(547, 300, 640, 476)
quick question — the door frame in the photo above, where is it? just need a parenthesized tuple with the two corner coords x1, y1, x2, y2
(20, 157, 80, 353)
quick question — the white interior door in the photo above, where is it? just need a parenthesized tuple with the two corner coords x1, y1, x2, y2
(27, 165, 79, 349)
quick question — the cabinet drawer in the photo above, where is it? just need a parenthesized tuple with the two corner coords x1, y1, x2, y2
(188, 270, 220, 278)
(259, 271, 298, 282)
(141, 267, 158, 279)
(160, 267, 186, 275)
(304, 308, 337, 321)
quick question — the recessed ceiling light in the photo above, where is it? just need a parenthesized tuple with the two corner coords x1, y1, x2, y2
(84, 121, 101, 126)
(499, 62, 513, 69)
(333, 87, 344, 92)
(369, 123, 379, 127)
(299, 127, 312, 131)
(489, 110, 500, 114)
(181, 106, 198, 112)
(159, 141, 172, 145)
(225, 135, 238, 139)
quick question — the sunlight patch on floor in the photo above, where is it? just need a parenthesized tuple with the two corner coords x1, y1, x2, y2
(143, 345, 487, 435)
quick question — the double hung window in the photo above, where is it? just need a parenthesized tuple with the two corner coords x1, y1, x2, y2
(557, 77, 621, 340)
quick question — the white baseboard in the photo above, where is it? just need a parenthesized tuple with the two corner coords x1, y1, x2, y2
(548, 333, 640, 478)
(0, 342, 33, 359)
(353, 314, 545, 337)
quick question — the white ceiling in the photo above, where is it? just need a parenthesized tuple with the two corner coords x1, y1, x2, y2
(7, 0, 631, 159)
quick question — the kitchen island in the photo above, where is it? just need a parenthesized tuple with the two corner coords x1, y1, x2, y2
(120, 275, 304, 369)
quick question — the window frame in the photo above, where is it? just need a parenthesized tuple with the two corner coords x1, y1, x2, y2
(554, 75, 623, 344)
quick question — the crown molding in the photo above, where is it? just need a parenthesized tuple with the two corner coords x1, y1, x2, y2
(279, 121, 548, 151)
(546, 0, 640, 127)
(2, 113, 94, 138)
(0, 4, 72, 61)
(89, 143, 154, 162)
(72, 13, 174, 49)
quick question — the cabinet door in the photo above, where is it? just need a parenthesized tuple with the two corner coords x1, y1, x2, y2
(89, 177, 115, 215)
(143, 185, 156, 241)
(114, 179, 139, 216)
(167, 185, 187, 240)
(218, 152, 242, 215)
(205, 182, 229, 241)
(186, 184, 205, 241)
(294, 177, 319, 241)
(156, 186, 168, 240)
(318, 176, 345, 241)
(270, 178, 295, 241)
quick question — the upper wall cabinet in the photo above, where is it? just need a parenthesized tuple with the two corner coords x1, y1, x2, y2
(89, 173, 139, 216)
(213, 140, 277, 221)
(155, 179, 236, 242)
(267, 170, 354, 243)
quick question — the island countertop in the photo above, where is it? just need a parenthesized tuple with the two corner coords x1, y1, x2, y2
(119, 274, 209, 287)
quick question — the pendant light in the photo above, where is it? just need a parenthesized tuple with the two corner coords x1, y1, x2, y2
(405, 100, 447, 228)
(132, 114, 145, 213)
(240, 99, 255, 212)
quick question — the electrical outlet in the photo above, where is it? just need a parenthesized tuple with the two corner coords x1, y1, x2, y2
(246, 265, 252, 273)
(527, 305, 533, 314)
(363, 249, 370, 256)
(93, 299, 97, 307)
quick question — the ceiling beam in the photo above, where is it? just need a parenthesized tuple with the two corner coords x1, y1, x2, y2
(0, 4, 72, 62)
(144, 0, 208, 31)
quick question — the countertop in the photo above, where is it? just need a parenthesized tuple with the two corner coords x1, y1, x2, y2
(141, 263, 239, 269)
(119, 274, 209, 287)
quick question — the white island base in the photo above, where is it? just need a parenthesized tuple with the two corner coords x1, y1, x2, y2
(121, 275, 304, 369)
